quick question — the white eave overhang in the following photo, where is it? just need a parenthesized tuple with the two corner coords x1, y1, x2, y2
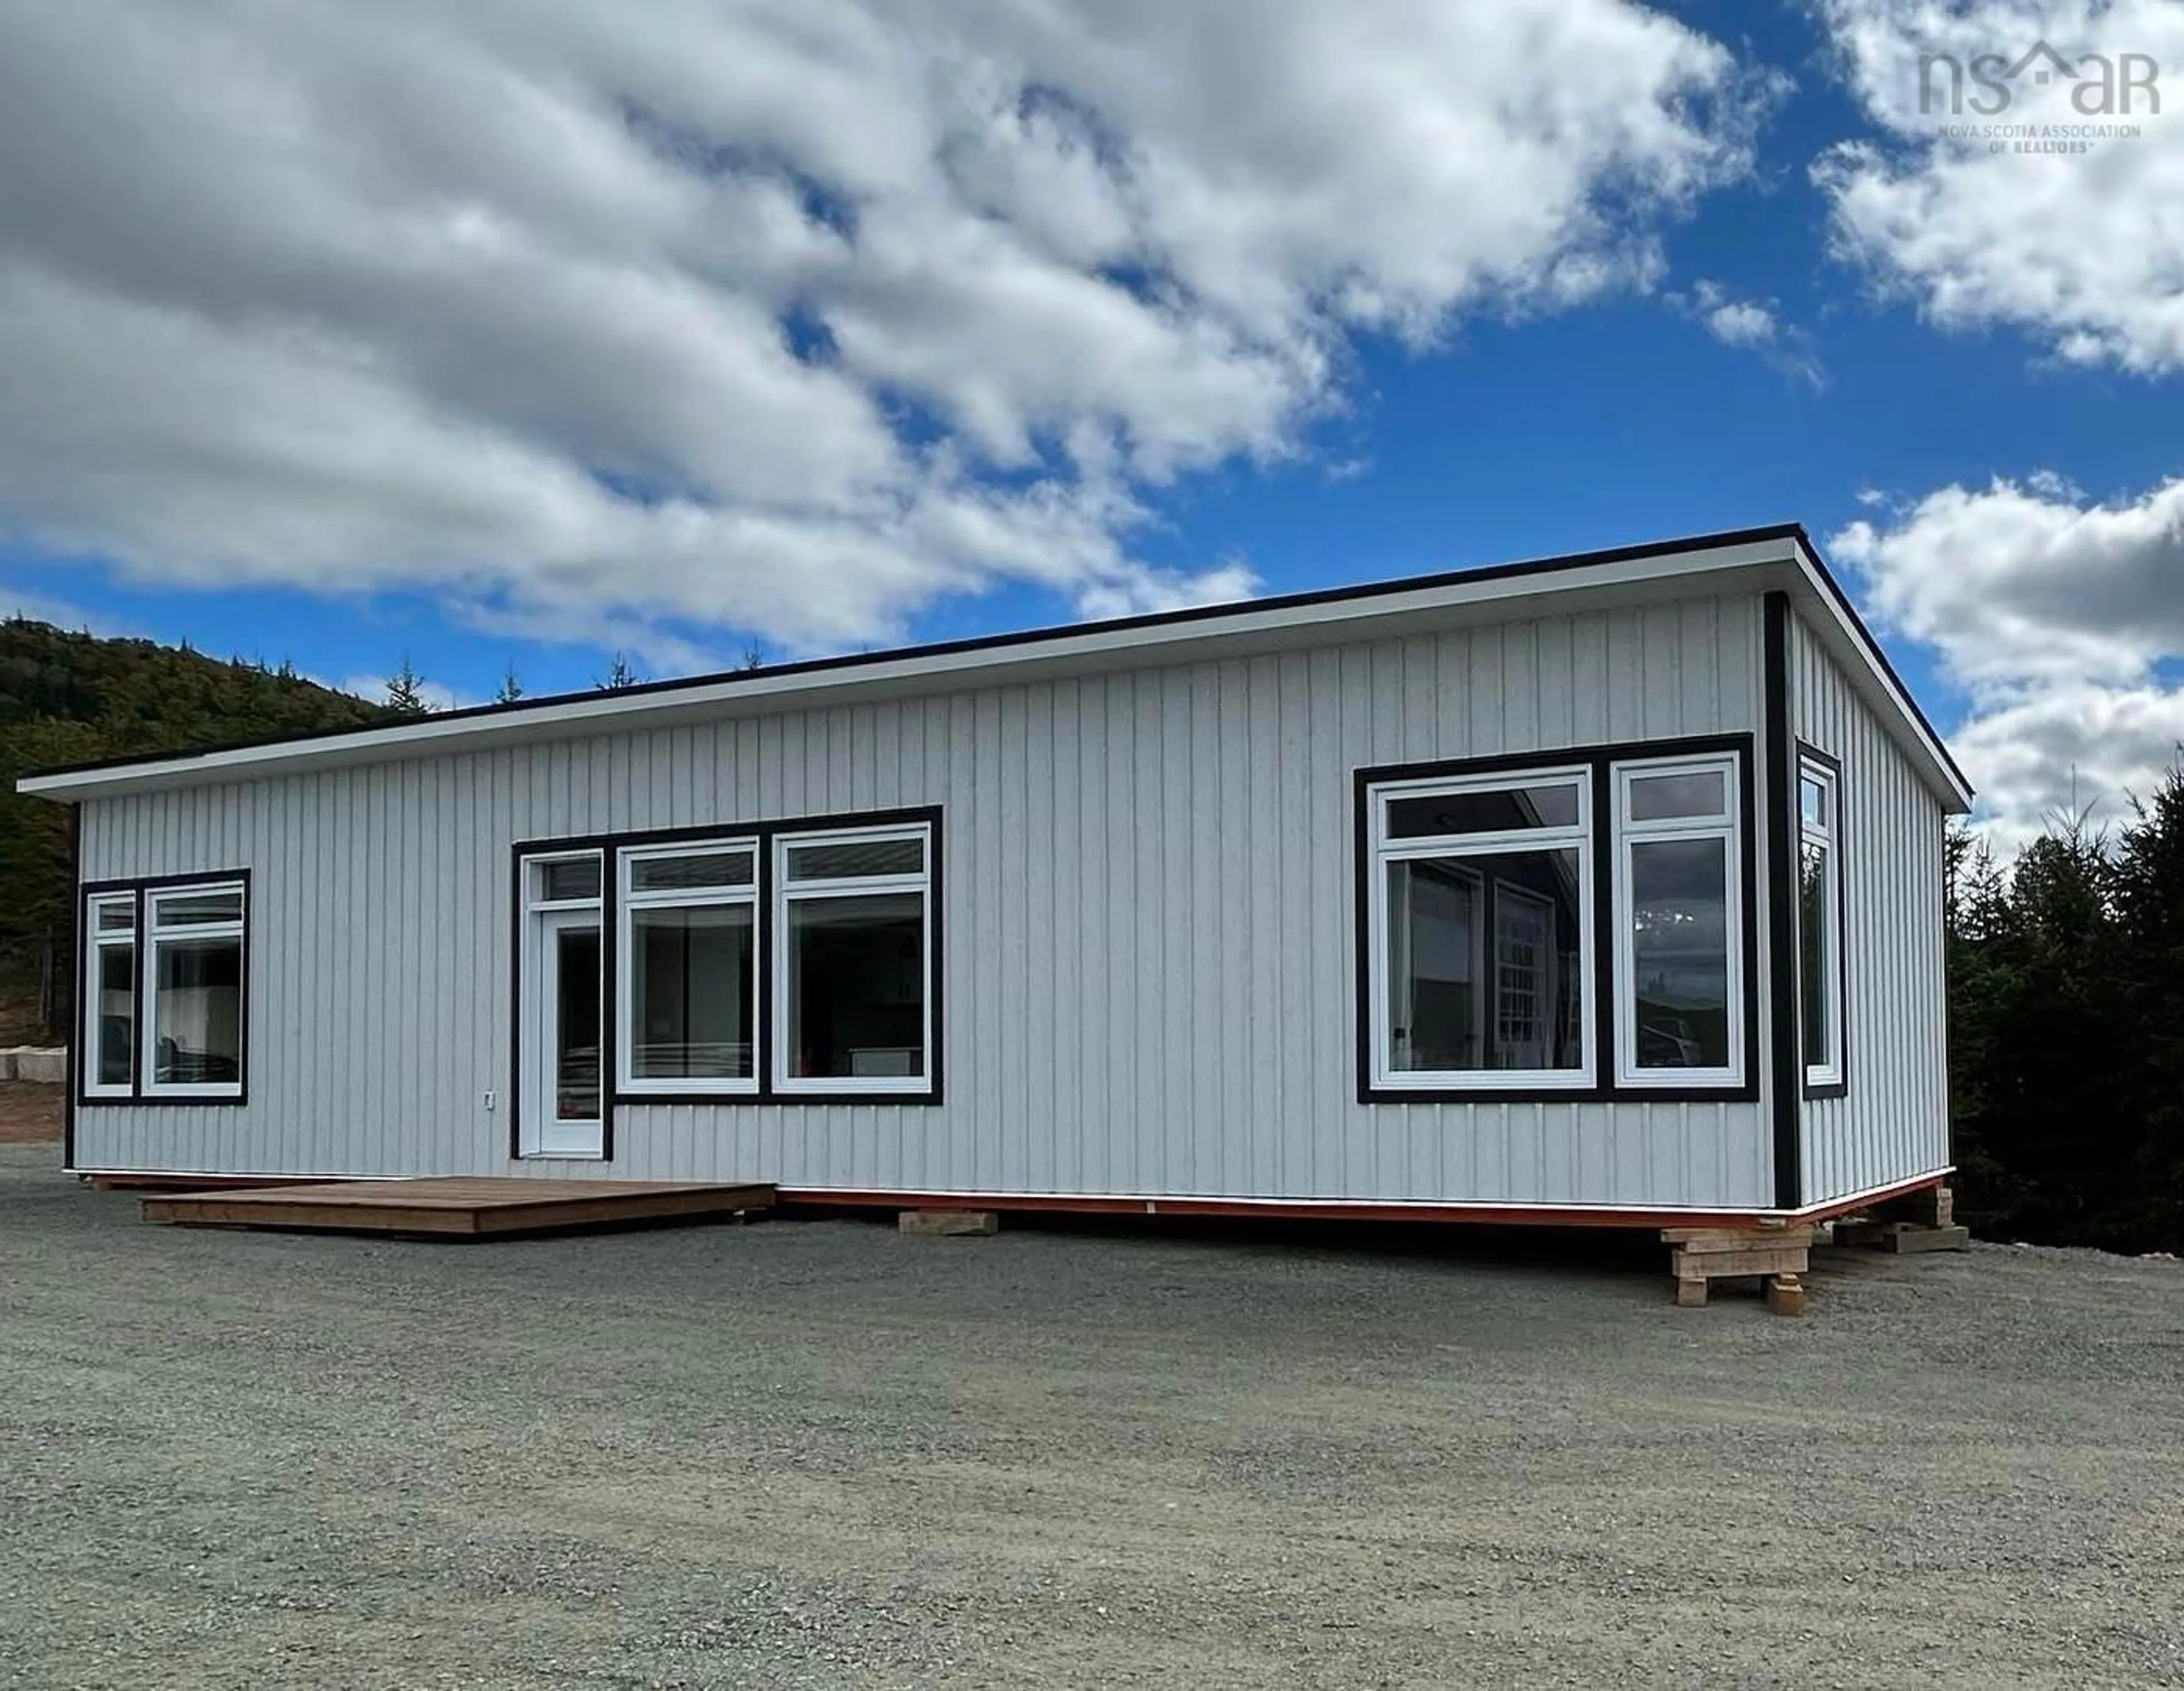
(15, 528, 1974, 812)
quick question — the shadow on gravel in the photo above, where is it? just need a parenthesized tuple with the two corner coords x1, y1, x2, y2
(783, 1203, 1669, 1277)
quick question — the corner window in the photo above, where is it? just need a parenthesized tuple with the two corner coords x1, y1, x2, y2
(774, 822, 933, 1093)
(83, 892, 138, 1097)
(1798, 751, 1844, 1091)
(1366, 768, 1593, 1089)
(618, 841, 758, 1094)
(78, 875, 251, 1105)
(1612, 753, 1745, 1087)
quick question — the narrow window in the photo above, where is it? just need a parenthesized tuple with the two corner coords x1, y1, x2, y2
(519, 851, 605, 1155)
(774, 822, 933, 1093)
(1798, 752, 1844, 1090)
(142, 881, 247, 1099)
(618, 842, 759, 1094)
(1612, 753, 1744, 1087)
(83, 892, 138, 1097)
(1367, 769, 1592, 1089)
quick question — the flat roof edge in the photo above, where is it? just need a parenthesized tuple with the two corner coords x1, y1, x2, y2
(20, 521, 1851, 799)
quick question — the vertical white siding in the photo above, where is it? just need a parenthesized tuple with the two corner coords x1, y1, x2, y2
(76, 593, 1776, 1209)
(1789, 611, 1952, 1204)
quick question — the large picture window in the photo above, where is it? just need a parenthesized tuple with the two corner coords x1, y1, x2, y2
(1366, 768, 1593, 1090)
(618, 841, 758, 1094)
(1358, 739, 1753, 1103)
(1612, 752, 1745, 1088)
(1798, 749, 1844, 1093)
(775, 823, 933, 1094)
(79, 873, 250, 1105)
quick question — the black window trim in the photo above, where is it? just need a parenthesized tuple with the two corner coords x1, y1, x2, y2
(74, 867, 253, 1109)
(1354, 734, 1759, 1105)
(510, 805, 945, 1161)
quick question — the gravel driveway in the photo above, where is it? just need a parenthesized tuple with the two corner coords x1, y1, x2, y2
(3, 1143, 2181, 1690)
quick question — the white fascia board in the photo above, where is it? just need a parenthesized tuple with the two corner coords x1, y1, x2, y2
(19, 534, 1805, 801)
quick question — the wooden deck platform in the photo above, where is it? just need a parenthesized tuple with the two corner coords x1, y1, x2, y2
(141, 1178, 776, 1238)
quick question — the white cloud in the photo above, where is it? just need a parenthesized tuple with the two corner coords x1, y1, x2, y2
(1814, 0, 2184, 374)
(0, 579, 131, 636)
(1833, 474, 2184, 687)
(1948, 680, 2184, 852)
(1831, 473, 2184, 848)
(1694, 281, 1778, 347)
(1668, 278, 1824, 384)
(0, 0, 1770, 662)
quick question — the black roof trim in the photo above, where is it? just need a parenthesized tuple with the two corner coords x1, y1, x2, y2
(1791, 533, 1973, 798)
(19, 520, 1955, 793)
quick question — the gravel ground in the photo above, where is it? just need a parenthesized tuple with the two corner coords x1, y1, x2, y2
(0, 1082, 61, 1144)
(3, 1146, 2182, 1690)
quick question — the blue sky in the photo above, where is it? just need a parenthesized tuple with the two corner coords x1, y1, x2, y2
(2, 0, 2179, 844)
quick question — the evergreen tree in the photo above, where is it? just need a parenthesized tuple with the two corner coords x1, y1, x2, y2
(385, 655, 432, 716)
(494, 664, 524, 704)
(599, 652, 642, 690)
(1947, 773, 2184, 1253)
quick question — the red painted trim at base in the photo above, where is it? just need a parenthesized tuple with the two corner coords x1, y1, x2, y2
(774, 1188, 1771, 1230)
(1791, 1170, 1951, 1225)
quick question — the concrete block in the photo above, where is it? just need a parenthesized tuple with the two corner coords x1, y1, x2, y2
(10, 1048, 65, 1085)
(899, 1208, 999, 1237)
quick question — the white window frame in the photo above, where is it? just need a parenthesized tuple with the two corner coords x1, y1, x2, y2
(1365, 765, 1595, 1092)
(1798, 752, 1844, 1090)
(771, 820, 935, 1097)
(519, 849, 606, 1157)
(82, 891, 139, 1100)
(140, 879, 248, 1101)
(616, 838, 760, 1097)
(1610, 752, 1745, 1089)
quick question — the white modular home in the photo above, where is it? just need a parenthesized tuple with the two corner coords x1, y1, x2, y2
(25, 525, 1972, 1230)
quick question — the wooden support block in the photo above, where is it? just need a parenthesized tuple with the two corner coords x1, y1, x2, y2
(1880, 1223, 1970, 1254)
(1670, 1245, 1810, 1279)
(1662, 1225, 1817, 1250)
(1766, 1273, 1807, 1317)
(1835, 1220, 1971, 1254)
(1667, 1223, 1813, 1309)
(898, 1208, 999, 1237)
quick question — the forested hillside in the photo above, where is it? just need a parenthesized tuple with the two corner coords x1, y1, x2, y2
(0, 616, 390, 1039)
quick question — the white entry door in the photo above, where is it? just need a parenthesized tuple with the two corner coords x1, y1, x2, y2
(525, 907, 604, 1158)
